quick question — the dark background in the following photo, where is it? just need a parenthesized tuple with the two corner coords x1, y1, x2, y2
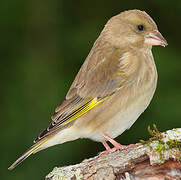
(2, 0, 180, 179)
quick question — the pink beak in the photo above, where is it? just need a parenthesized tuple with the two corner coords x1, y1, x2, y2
(145, 30, 168, 47)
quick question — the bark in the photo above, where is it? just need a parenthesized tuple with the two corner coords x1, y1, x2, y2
(45, 128, 181, 180)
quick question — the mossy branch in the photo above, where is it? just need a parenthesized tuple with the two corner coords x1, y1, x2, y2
(45, 128, 181, 180)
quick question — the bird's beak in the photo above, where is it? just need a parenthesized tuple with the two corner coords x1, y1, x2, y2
(145, 30, 168, 47)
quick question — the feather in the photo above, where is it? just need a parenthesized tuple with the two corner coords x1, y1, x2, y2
(8, 137, 51, 170)
(34, 96, 109, 143)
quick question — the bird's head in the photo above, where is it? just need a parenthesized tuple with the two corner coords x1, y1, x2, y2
(102, 10, 168, 50)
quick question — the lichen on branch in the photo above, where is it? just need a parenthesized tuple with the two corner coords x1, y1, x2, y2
(45, 128, 181, 180)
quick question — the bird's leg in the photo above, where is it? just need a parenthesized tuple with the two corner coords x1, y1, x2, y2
(103, 134, 140, 151)
(101, 134, 141, 155)
(102, 141, 117, 153)
(103, 134, 127, 150)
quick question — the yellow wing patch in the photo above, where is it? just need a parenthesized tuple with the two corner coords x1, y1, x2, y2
(64, 96, 108, 125)
(34, 96, 109, 143)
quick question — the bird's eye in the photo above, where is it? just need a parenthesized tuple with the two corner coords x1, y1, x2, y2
(137, 24, 144, 31)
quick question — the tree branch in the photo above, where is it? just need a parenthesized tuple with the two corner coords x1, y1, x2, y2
(45, 128, 181, 180)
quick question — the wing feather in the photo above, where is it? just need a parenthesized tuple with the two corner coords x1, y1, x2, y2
(34, 97, 108, 143)
(34, 42, 124, 143)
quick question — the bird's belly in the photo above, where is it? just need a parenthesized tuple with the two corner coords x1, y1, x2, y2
(75, 84, 156, 142)
(101, 99, 146, 140)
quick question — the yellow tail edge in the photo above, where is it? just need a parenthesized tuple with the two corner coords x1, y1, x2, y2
(8, 137, 50, 170)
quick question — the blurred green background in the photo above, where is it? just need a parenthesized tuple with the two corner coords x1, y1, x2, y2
(1, 0, 181, 179)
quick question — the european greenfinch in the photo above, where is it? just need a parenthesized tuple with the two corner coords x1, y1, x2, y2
(9, 9, 167, 170)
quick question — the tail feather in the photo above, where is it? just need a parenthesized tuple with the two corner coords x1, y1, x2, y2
(8, 137, 50, 170)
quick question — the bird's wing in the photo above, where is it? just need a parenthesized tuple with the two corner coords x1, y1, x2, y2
(34, 46, 125, 143)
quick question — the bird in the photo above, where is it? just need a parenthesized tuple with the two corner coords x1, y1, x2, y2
(8, 9, 167, 170)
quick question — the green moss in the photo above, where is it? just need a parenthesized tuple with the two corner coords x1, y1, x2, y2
(154, 143, 165, 153)
(142, 126, 181, 163)
(152, 141, 166, 162)
(167, 139, 176, 148)
(140, 124, 163, 144)
(166, 138, 181, 161)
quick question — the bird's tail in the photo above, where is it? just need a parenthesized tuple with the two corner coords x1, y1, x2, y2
(8, 137, 50, 170)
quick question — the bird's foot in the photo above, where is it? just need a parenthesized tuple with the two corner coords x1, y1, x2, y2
(121, 143, 141, 149)
(100, 141, 117, 154)
(100, 134, 141, 155)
